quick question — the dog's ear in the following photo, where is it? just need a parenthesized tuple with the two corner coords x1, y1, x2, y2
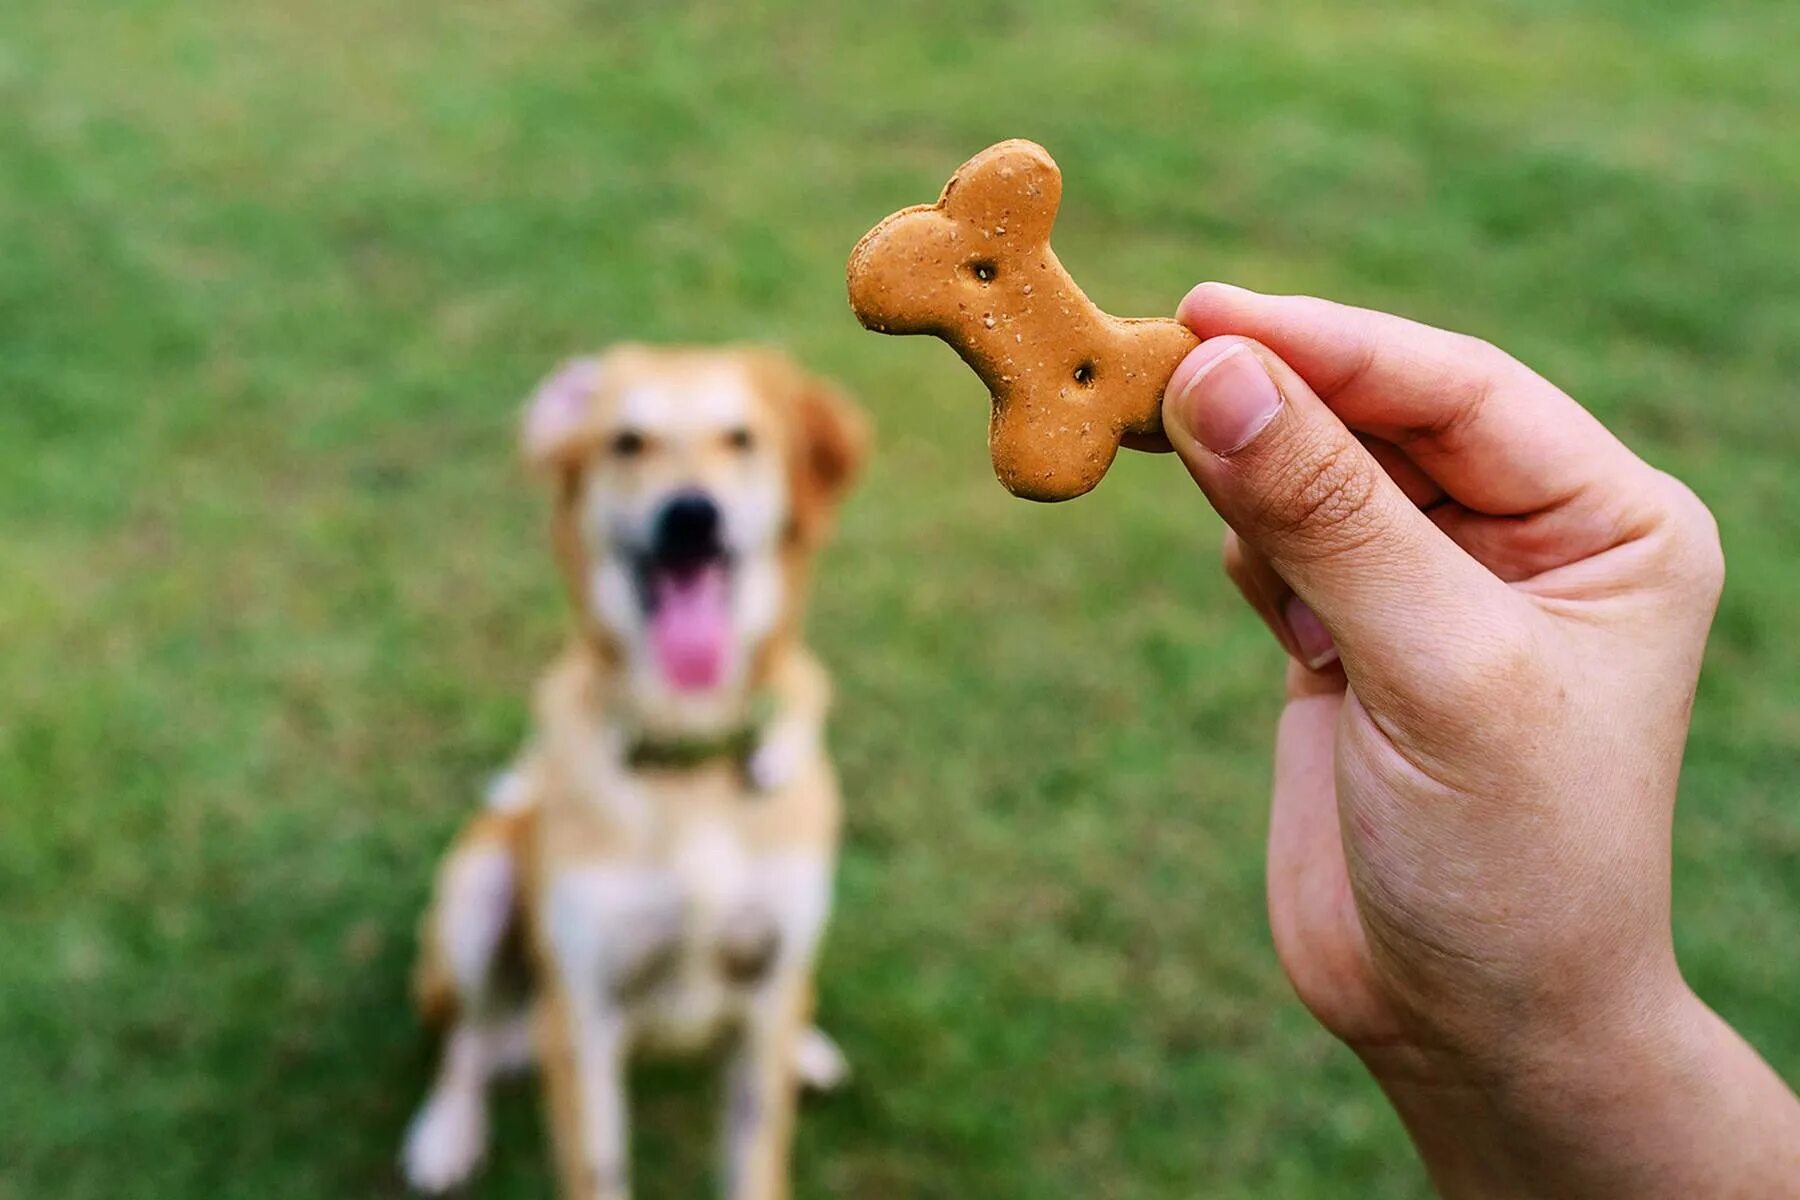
(522, 356, 605, 471)
(787, 370, 870, 548)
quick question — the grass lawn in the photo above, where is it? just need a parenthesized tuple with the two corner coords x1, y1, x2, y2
(3, 1, 1798, 1196)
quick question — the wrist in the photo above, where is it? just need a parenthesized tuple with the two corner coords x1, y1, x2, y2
(1359, 976, 1713, 1197)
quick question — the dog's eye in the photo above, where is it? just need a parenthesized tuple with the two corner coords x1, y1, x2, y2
(726, 427, 755, 452)
(610, 430, 646, 458)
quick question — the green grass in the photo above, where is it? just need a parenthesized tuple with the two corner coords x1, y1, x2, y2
(4, 1, 1798, 1195)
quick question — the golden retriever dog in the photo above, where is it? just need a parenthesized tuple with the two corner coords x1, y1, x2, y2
(401, 345, 867, 1199)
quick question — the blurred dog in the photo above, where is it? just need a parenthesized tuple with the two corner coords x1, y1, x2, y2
(401, 346, 867, 1198)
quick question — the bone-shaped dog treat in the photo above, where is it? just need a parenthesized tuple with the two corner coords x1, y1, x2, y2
(847, 139, 1199, 501)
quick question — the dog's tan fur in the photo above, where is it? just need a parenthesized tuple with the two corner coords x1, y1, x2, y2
(402, 346, 866, 1199)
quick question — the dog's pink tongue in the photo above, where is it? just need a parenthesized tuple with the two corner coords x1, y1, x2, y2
(651, 565, 730, 691)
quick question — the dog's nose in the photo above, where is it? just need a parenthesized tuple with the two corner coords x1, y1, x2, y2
(652, 490, 723, 565)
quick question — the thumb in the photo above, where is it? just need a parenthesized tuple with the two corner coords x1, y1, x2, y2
(1163, 337, 1507, 688)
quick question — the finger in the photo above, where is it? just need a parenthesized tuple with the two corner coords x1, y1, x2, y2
(1360, 435, 1443, 510)
(1163, 336, 1515, 692)
(1224, 531, 1342, 673)
(1364, 435, 1640, 585)
(1267, 683, 1374, 1036)
(1270, 684, 1345, 926)
(1178, 283, 1651, 517)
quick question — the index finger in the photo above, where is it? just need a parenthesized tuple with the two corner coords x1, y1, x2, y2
(1177, 283, 1648, 517)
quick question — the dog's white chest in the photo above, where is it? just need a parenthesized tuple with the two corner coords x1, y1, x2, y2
(543, 818, 830, 1053)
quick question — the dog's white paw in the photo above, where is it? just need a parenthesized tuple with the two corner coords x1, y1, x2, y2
(483, 767, 532, 813)
(794, 1025, 850, 1093)
(748, 727, 811, 793)
(401, 1087, 488, 1194)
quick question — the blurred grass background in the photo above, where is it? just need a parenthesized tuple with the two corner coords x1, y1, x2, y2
(3, 1, 1798, 1196)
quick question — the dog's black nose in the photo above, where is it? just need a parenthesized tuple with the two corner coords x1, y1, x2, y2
(652, 491, 723, 565)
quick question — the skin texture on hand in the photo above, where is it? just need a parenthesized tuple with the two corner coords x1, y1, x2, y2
(1161, 283, 1800, 1198)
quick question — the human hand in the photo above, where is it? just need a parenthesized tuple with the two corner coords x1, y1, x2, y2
(1161, 284, 1799, 1197)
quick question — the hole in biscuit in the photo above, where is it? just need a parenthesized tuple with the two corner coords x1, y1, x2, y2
(1073, 363, 1096, 386)
(970, 259, 998, 283)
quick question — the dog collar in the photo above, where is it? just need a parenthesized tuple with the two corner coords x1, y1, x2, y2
(623, 692, 775, 773)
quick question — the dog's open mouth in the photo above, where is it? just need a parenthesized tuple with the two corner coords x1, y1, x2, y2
(646, 559, 731, 691)
(639, 492, 733, 692)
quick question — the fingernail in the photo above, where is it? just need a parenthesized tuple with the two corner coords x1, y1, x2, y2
(1170, 341, 1283, 456)
(1284, 596, 1339, 670)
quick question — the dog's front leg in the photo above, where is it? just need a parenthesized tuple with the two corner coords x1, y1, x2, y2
(721, 980, 809, 1200)
(747, 716, 820, 794)
(747, 652, 829, 794)
(402, 811, 528, 1193)
(540, 986, 632, 1200)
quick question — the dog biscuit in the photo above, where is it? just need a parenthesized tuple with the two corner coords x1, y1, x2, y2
(847, 139, 1198, 501)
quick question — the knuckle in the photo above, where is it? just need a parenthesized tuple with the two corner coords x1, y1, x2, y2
(1454, 333, 1515, 374)
(1448, 333, 1532, 394)
(1260, 436, 1384, 559)
(1435, 336, 1529, 434)
(1650, 473, 1725, 599)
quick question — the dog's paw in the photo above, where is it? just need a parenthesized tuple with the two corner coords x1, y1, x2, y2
(748, 726, 812, 793)
(401, 1088, 488, 1194)
(794, 1025, 851, 1093)
(483, 767, 532, 813)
